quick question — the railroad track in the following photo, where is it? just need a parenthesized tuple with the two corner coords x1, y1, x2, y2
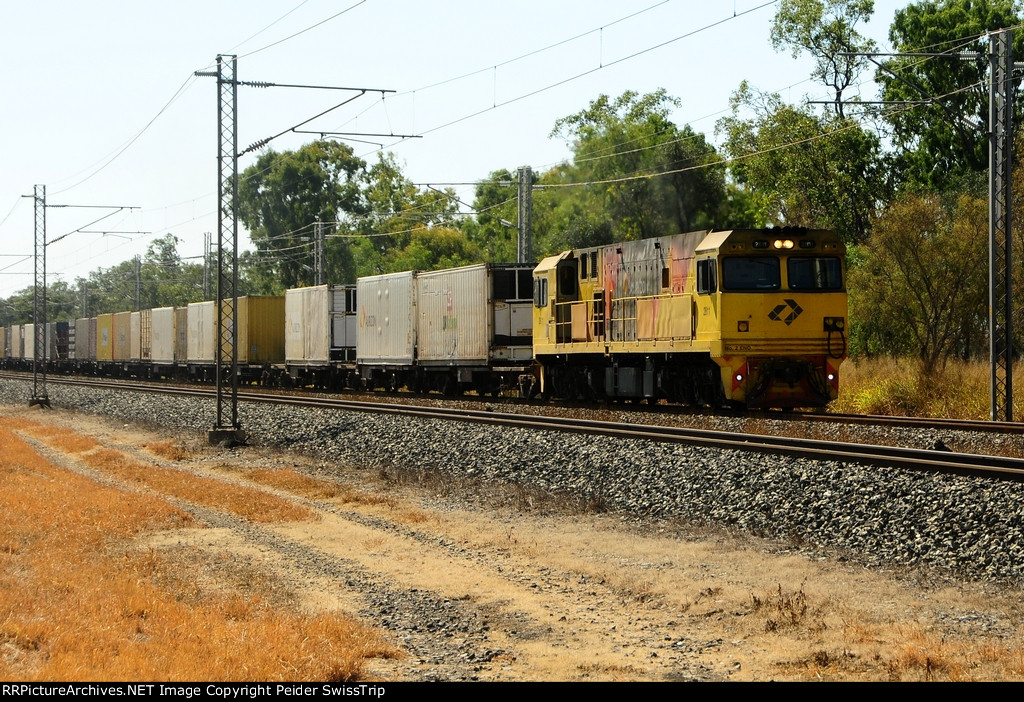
(9, 373, 1024, 483)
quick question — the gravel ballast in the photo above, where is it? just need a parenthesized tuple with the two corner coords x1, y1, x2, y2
(7, 378, 1024, 584)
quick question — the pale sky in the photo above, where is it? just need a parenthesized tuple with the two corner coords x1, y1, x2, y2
(0, 0, 908, 299)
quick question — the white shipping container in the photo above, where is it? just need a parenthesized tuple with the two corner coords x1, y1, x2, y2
(74, 318, 95, 361)
(417, 265, 490, 365)
(286, 285, 330, 363)
(187, 301, 215, 363)
(151, 307, 176, 364)
(417, 264, 534, 366)
(22, 324, 35, 360)
(356, 272, 417, 365)
(286, 285, 357, 364)
(130, 312, 142, 361)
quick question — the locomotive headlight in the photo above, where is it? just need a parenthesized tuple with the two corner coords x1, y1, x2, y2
(824, 317, 845, 331)
(773, 239, 794, 249)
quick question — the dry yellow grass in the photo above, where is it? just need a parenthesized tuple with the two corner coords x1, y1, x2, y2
(0, 416, 399, 681)
(143, 439, 189, 462)
(224, 466, 433, 525)
(247, 468, 349, 499)
(832, 357, 1024, 418)
(19, 424, 315, 523)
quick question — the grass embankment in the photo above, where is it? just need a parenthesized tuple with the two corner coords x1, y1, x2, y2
(0, 414, 398, 681)
(831, 357, 1024, 419)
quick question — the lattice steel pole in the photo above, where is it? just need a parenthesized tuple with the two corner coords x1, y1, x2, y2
(989, 29, 1014, 422)
(212, 54, 242, 443)
(30, 184, 49, 408)
(517, 166, 532, 264)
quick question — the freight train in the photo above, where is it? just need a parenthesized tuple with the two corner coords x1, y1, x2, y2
(0, 227, 848, 409)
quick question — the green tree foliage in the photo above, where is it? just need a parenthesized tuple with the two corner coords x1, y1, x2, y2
(1, 281, 78, 325)
(546, 90, 726, 245)
(137, 234, 206, 308)
(718, 82, 889, 243)
(238, 147, 470, 288)
(82, 259, 142, 313)
(353, 154, 464, 276)
(770, 0, 877, 117)
(53, 234, 208, 315)
(462, 169, 523, 263)
(878, 0, 1024, 189)
(239, 141, 367, 292)
(848, 193, 987, 372)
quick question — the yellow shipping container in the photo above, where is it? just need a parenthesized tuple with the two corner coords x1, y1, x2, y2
(236, 296, 285, 364)
(96, 314, 113, 362)
(112, 311, 132, 362)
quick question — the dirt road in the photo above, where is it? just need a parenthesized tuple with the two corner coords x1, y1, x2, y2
(8, 404, 1024, 681)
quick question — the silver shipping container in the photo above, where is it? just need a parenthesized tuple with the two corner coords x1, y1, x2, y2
(285, 285, 357, 364)
(416, 264, 533, 366)
(151, 307, 176, 364)
(356, 271, 417, 365)
(331, 285, 358, 361)
(74, 318, 97, 362)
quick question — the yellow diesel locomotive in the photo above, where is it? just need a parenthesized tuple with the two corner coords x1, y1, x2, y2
(531, 227, 847, 408)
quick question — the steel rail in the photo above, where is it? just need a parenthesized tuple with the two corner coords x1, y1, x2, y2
(17, 374, 1024, 482)
(7, 369, 1023, 435)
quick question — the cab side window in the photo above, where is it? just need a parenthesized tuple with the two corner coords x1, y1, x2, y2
(696, 259, 717, 294)
(533, 278, 548, 307)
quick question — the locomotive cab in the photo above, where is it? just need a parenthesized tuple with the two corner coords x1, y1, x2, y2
(699, 228, 848, 407)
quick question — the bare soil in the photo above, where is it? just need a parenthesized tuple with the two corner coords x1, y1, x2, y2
(7, 403, 1024, 681)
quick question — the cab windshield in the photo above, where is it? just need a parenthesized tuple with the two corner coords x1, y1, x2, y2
(787, 257, 843, 291)
(721, 257, 780, 291)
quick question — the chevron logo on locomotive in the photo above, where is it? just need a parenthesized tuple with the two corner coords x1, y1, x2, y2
(769, 299, 803, 325)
